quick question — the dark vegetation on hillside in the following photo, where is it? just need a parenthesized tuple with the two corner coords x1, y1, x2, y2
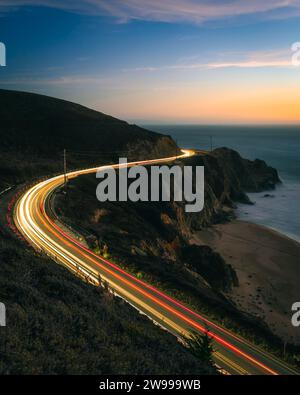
(0, 89, 177, 190)
(0, 231, 214, 374)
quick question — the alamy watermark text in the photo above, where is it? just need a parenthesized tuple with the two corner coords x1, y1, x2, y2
(96, 158, 204, 213)
(0, 303, 6, 327)
(291, 302, 300, 327)
(0, 42, 6, 67)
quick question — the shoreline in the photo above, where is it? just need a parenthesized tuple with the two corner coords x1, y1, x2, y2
(236, 215, 300, 244)
(236, 180, 300, 244)
(236, 219, 300, 249)
(194, 219, 300, 345)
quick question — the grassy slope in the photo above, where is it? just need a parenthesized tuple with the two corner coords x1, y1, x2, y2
(0, 89, 163, 154)
(0, 89, 176, 189)
(0, 231, 213, 374)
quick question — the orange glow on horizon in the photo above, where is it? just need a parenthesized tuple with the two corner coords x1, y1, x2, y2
(96, 79, 300, 124)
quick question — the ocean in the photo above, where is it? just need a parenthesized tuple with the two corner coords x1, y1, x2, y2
(145, 125, 300, 242)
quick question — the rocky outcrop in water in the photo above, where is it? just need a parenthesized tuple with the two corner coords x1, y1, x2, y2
(181, 147, 281, 230)
(211, 147, 280, 192)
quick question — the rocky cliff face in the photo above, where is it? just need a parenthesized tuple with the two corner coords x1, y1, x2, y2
(126, 135, 178, 161)
(211, 147, 280, 193)
(180, 147, 280, 230)
(56, 147, 280, 297)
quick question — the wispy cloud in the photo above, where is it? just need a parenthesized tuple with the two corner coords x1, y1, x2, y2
(208, 60, 291, 69)
(124, 49, 294, 72)
(127, 60, 291, 72)
(1, 1, 300, 24)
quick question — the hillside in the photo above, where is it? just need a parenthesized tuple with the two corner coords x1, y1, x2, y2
(0, 89, 177, 189)
(0, 90, 216, 374)
(0, 231, 214, 374)
(1, 90, 296, 373)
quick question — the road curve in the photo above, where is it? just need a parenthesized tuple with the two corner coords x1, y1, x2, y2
(14, 149, 298, 375)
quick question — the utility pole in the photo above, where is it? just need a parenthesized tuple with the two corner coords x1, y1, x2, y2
(63, 148, 67, 186)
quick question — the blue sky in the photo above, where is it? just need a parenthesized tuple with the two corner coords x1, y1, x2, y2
(0, 1, 300, 123)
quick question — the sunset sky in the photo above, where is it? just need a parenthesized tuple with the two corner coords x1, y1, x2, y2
(1, 0, 300, 124)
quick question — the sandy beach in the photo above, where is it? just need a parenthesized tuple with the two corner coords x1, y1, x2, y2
(194, 220, 300, 345)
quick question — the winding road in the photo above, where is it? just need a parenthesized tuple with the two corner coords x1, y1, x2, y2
(14, 149, 298, 375)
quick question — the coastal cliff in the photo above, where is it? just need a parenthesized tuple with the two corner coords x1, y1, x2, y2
(182, 147, 280, 229)
(55, 148, 280, 299)
(54, 146, 294, 357)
